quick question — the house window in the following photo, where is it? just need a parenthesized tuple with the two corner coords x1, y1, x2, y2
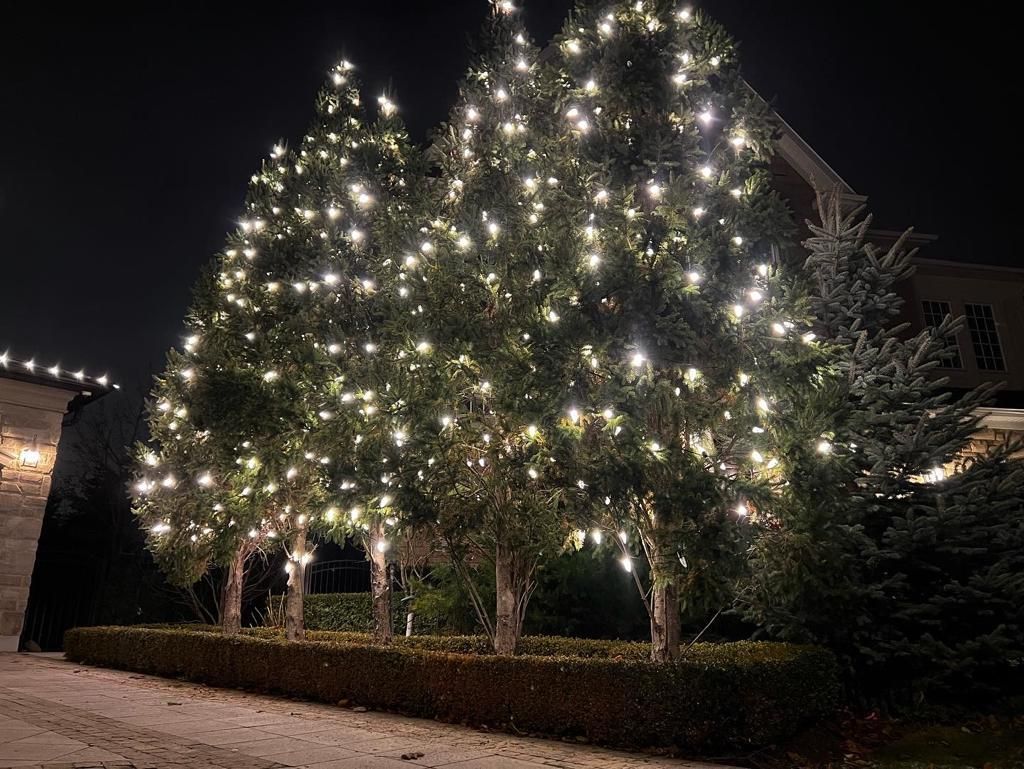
(921, 300, 962, 369)
(964, 303, 1006, 371)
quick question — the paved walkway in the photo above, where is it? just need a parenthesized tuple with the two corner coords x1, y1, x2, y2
(0, 654, 735, 769)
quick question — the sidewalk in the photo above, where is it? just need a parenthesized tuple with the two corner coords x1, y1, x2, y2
(0, 653, 736, 769)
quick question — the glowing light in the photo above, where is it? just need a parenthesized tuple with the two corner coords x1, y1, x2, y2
(631, 352, 646, 367)
(18, 447, 41, 467)
(735, 502, 749, 517)
(817, 440, 832, 454)
(620, 556, 632, 572)
(699, 165, 713, 179)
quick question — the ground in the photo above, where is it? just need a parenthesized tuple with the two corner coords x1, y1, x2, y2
(0, 654, 730, 769)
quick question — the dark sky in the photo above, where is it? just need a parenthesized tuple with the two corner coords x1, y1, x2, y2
(1, 1, 1008, 393)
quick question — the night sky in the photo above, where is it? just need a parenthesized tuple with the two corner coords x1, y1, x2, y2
(1, 1, 1008, 394)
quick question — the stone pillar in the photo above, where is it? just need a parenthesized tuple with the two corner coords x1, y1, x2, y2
(0, 378, 76, 652)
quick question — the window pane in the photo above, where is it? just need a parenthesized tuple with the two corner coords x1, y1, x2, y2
(964, 303, 1005, 371)
(921, 300, 962, 369)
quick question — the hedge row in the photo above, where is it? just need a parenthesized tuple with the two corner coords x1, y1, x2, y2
(65, 626, 838, 751)
(303, 593, 388, 632)
(238, 625, 654, 658)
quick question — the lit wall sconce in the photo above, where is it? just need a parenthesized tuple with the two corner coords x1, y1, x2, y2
(19, 440, 41, 468)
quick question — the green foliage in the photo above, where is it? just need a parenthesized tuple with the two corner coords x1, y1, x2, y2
(740, 195, 1024, 707)
(525, 548, 649, 639)
(296, 593, 403, 633)
(301, 593, 373, 632)
(65, 626, 838, 751)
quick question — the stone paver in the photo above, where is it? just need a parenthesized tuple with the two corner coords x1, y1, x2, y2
(0, 653, 735, 769)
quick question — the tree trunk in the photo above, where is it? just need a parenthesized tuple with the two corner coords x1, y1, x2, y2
(649, 561, 682, 663)
(285, 526, 307, 642)
(493, 542, 519, 655)
(368, 521, 393, 644)
(220, 543, 247, 635)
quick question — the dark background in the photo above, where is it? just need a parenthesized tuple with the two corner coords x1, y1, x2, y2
(1, 1, 1010, 393)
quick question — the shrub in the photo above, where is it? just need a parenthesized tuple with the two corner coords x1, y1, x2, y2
(263, 593, 404, 633)
(303, 593, 375, 632)
(65, 626, 838, 751)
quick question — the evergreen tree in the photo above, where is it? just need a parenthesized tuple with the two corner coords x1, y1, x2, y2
(532, 0, 813, 661)
(134, 288, 284, 634)
(135, 61, 426, 642)
(398, 2, 576, 655)
(741, 193, 1024, 704)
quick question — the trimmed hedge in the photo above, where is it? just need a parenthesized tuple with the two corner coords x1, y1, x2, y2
(303, 593, 378, 632)
(65, 626, 838, 751)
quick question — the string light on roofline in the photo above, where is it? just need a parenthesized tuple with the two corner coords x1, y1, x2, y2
(0, 351, 117, 389)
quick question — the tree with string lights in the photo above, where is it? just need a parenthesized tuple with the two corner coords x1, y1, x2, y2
(135, 62, 426, 642)
(509, 0, 817, 662)
(396, 5, 574, 656)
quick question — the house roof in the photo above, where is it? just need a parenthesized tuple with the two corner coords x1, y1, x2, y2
(0, 350, 117, 404)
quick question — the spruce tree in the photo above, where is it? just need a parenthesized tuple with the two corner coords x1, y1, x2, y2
(741, 193, 1024, 704)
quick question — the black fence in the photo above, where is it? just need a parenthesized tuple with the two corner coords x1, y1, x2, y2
(305, 558, 370, 594)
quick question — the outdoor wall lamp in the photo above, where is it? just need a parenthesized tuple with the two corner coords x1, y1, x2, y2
(19, 439, 41, 468)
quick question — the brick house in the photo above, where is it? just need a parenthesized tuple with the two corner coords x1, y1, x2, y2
(0, 357, 111, 651)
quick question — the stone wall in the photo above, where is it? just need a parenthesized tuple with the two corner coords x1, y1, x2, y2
(0, 378, 75, 652)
